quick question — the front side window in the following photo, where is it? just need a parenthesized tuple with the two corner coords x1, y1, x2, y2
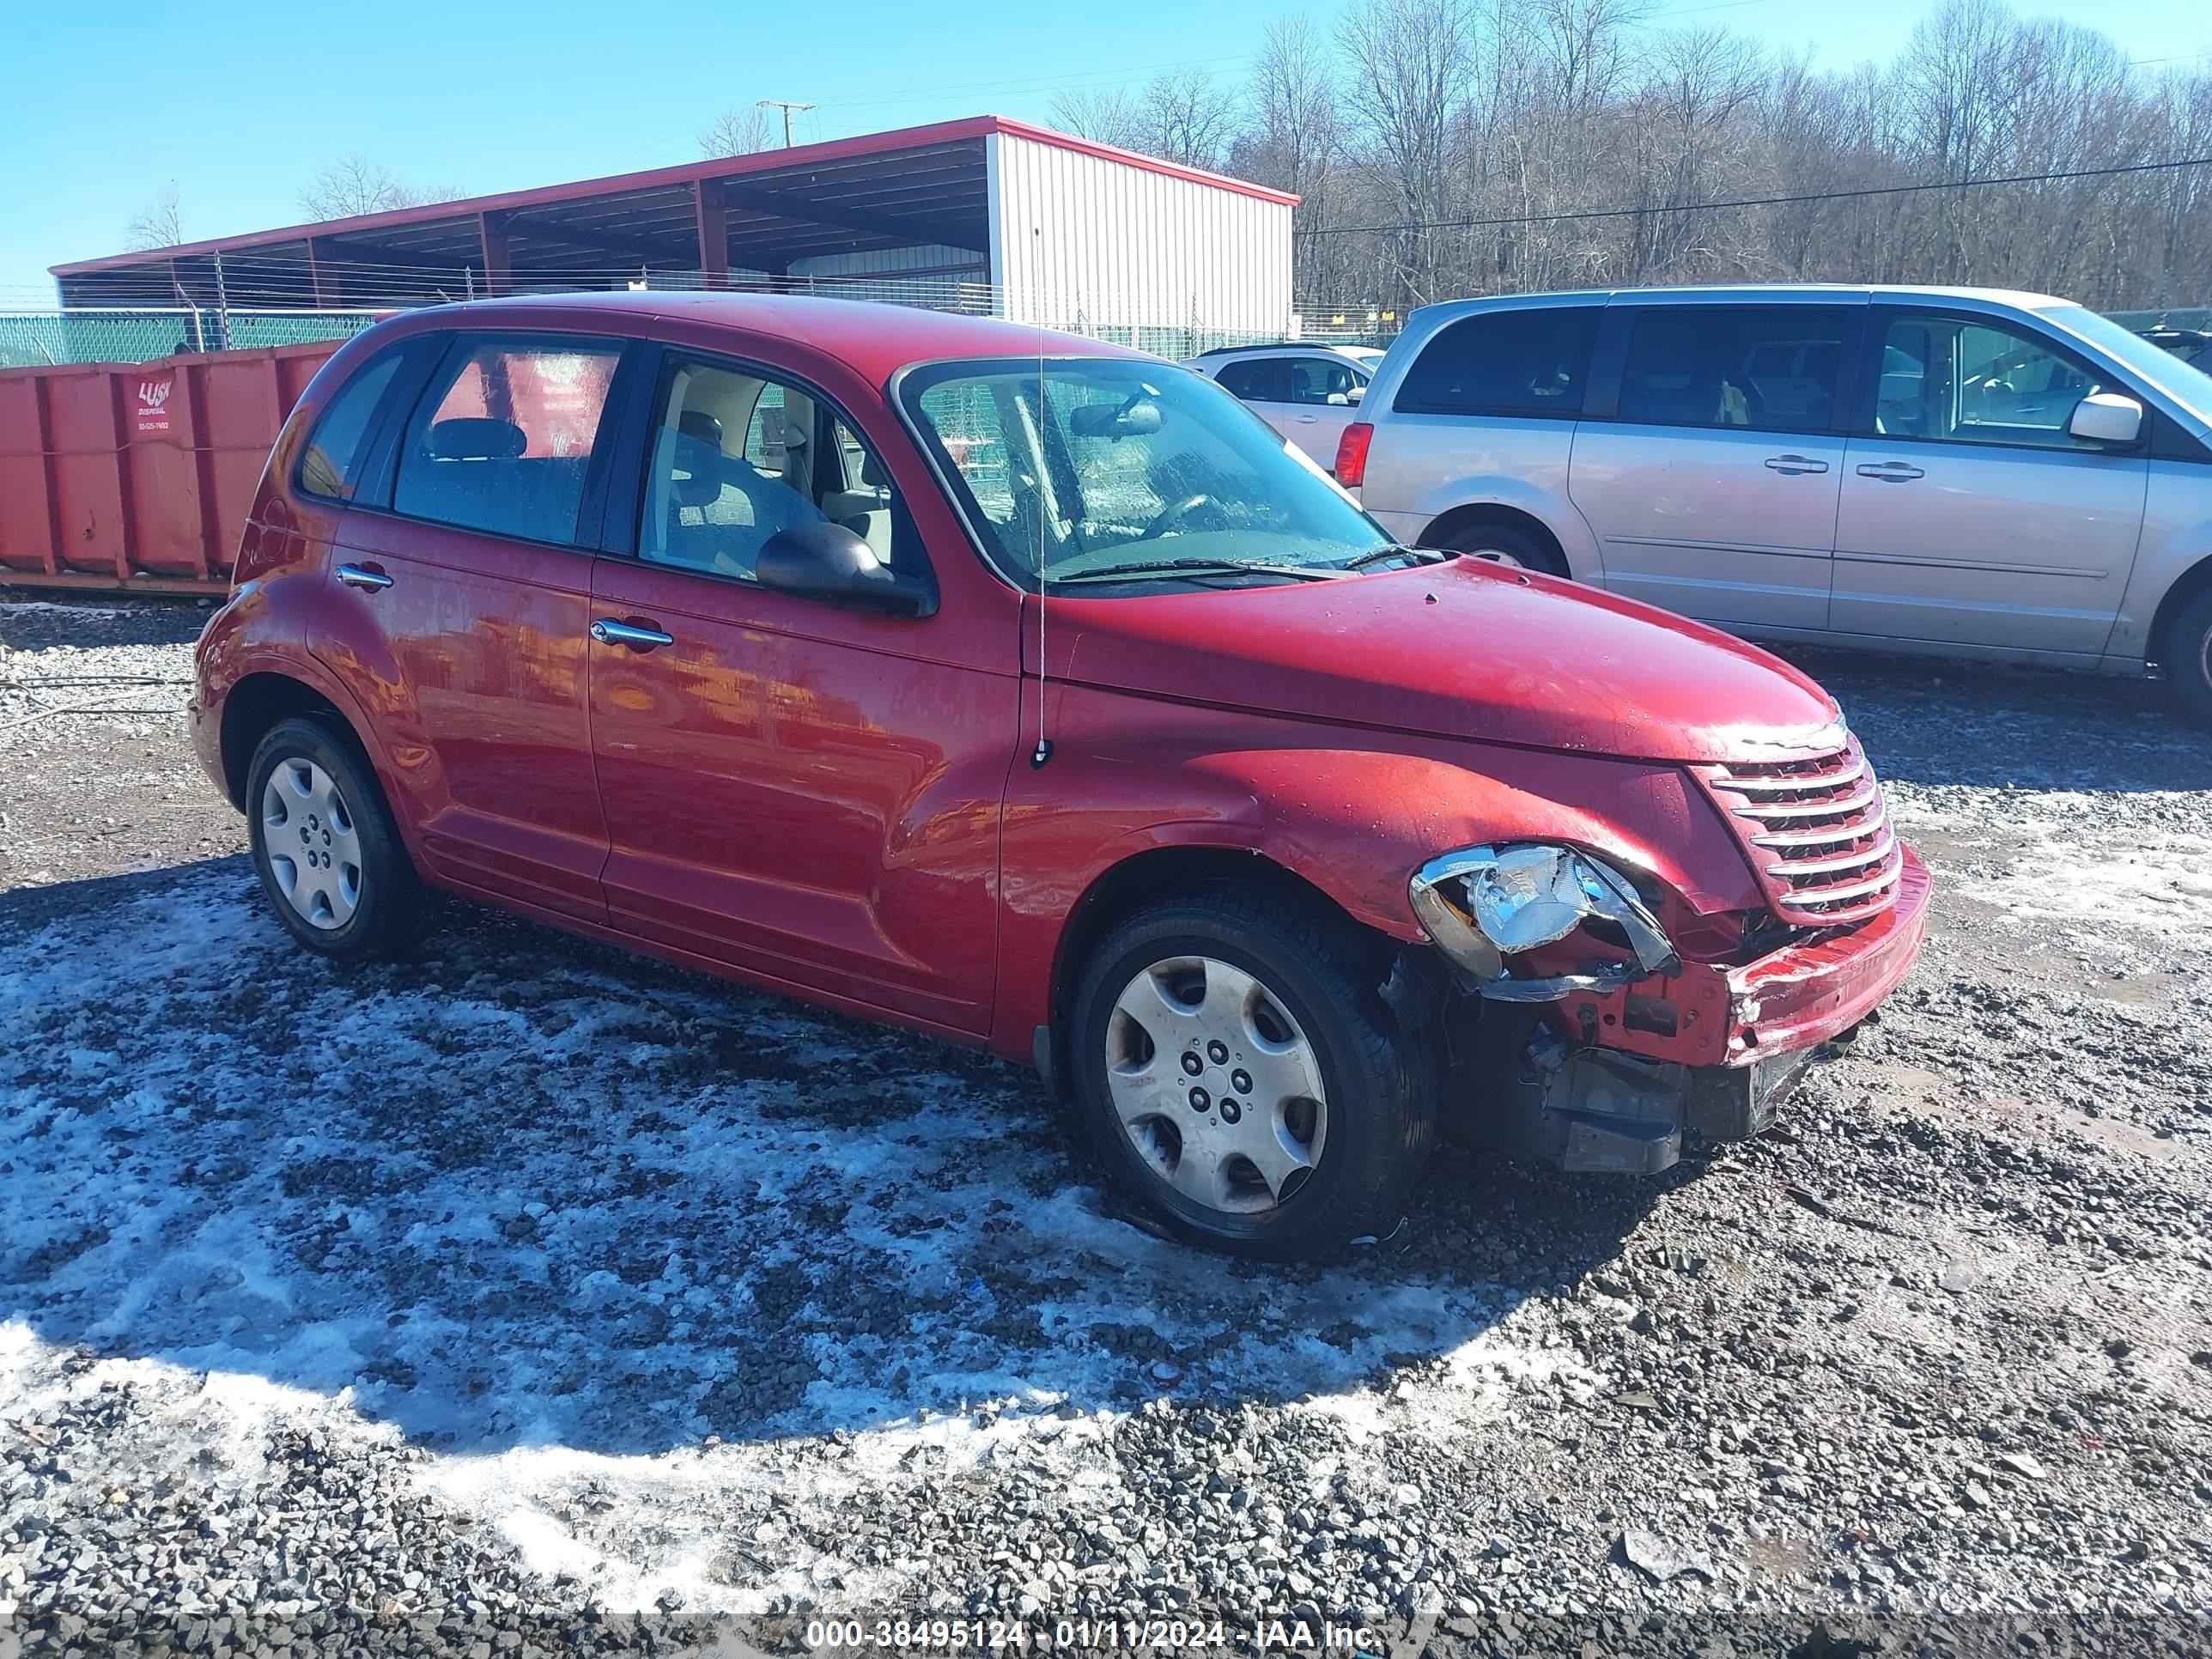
(1874, 314, 2109, 449)
(297, 351, 402, 501)
(392, 337, 621, 542)
(1395, 307, 1597, 418)
(640, 359, 910, 581)
(1289, 356, 1363, 406)
(1616, 307, 1850, 432)
(905, 356, 1390, 586)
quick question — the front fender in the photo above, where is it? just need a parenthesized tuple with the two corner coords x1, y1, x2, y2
(990, 683, 1760, 1060)
(2113, 465, 2212, 661)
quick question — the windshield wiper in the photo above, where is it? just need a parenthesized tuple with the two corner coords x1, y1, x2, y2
(1343, 544, 1451, 571)
(1045, 558, 1347, 586)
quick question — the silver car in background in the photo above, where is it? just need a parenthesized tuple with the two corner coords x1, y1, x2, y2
(1182, 343, 1382, 467)
(1338, 285, 2212, 724)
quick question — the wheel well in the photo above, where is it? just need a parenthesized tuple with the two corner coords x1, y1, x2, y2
(218, 673, 346, 808)
(2146, 556, 2212, 670)
(1418, 503, 1569, 574)
(1045, 846, 1395, 1078)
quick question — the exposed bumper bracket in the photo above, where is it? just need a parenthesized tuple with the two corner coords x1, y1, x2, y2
(1493, 1027, 1824, 1175)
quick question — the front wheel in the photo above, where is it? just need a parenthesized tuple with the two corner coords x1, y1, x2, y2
(2165, 586, 2212, 730)
(1068, 886, 1433, 1259)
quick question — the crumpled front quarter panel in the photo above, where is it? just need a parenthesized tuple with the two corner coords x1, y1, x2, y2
(990, 682, 1762, 1059)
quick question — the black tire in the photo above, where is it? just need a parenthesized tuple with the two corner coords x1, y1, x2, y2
(246, 714, 429, 961)
(1068, 884, 1434, 1260)
(2165, 586, 2212, 730)
(1432, 520, 1571, 580)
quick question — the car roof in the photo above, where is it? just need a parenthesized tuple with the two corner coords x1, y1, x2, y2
(1194, 342, 1372, 358)
(1404, 283, 2079, 331)
(378, 291, 1146, 382)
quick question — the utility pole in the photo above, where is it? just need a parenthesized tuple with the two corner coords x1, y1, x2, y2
(757, 99, 814, 147)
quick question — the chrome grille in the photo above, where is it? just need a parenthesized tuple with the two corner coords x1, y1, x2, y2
(1698, 737, 1901, 925)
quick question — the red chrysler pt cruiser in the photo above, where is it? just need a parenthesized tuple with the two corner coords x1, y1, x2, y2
(191, 293, 1928, 1258)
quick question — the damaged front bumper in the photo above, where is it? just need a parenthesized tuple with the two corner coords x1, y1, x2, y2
(1479, 848, 1930, 1174)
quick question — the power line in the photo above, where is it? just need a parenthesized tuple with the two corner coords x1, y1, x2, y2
(1295, 154, 2212, 236)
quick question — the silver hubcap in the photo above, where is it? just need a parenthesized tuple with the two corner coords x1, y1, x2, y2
(1104, 956, 1328, 1216)
(1464, 546, 1525, 568)
(261, 758, 362, 931)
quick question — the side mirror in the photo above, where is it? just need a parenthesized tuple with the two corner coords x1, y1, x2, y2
(2068, 392, 2143, 447)
(1345, 384, 1366, 405)
(755, 520, 936, 617)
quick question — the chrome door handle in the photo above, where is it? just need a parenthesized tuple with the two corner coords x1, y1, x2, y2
(1856, 462, 1925, 481)
(336, 563, 393, 591)
(1764, 454, 1830, 475)
(590, 617, 674, 649)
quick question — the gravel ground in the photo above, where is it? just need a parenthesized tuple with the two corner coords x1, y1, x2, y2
(3, 592, 2209, 1658)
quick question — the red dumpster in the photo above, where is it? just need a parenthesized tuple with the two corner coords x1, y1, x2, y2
(0, 340, 343, 594)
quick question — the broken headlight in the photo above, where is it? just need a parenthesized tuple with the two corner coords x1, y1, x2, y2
(1408, 844, 1680, 1001)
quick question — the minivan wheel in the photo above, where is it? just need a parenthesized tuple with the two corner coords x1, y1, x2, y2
(246, 715, 428, 960)
(1435, 521, 1569, 580)
(1069, 886, 1432, 1259)
(2166, 586, 2212, 729)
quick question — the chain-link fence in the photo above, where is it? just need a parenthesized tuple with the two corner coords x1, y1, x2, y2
(3, 272, 1356, 370)
(0, 308, 385, 370)
(14, 294, 2193, 373)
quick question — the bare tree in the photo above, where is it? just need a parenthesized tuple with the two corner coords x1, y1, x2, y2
(1241, 17, 1349, 293)
(700, 105, 776, 159)
(299, 155, 464, 221)
(1339, 0, 1480, 304)
(1048, 87, 1152, 152)
(125, 183, 185, 252)
(1143, 69, 1243, 170)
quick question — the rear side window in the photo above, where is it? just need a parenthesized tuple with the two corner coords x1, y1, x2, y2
(1214, 358, 1290, 403)
(296, 352, 402, 501)
(1617, 306, 1852, 431)
(392, 337, 622, 544)
(1395, 307, 1597, 418)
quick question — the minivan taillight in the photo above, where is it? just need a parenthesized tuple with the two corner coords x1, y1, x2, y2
(1334, 421, 1374, 488)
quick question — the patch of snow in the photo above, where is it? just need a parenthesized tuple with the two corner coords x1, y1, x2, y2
(0, 861, 1542, 1614)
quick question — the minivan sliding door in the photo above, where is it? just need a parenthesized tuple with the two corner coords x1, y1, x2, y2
(1570, 301, 1862, 632)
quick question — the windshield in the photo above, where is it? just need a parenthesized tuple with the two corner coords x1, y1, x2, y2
(2043, 305, 2212, 425)
(899, 356, 1392, 586)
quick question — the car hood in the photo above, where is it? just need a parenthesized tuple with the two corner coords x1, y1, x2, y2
(1055, 559, 1844, 764)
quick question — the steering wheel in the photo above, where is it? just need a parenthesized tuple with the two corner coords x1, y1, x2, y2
(1139, 494, 1215, 541)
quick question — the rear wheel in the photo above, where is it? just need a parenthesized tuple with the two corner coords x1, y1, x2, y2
(246, 716, 428, 960)
(1432, 520, 1569, 579)
(1069, 886, 1432, 1259)
(2165, 586, 2212, 729)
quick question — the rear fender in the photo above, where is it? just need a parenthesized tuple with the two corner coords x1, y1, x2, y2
(194, 571, 405, 827)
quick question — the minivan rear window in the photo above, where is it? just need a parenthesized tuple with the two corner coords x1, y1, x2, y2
(1394, 307, 1597, 419)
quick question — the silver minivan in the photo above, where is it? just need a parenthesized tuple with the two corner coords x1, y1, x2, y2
(1339, 285, 2212, 723)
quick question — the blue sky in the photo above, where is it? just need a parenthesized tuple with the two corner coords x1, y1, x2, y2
(2, 0, 2204, 304)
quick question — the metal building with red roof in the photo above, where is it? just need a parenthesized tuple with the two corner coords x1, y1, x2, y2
(51, 117, 1297, 339)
